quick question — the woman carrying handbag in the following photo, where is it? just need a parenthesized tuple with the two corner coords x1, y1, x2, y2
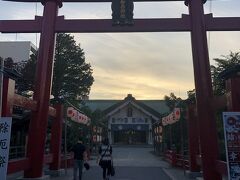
(97, 138, 113, 180)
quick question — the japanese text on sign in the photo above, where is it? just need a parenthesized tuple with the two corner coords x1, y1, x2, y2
(223, 112, 240, 180)
(0, 117, 12, 180)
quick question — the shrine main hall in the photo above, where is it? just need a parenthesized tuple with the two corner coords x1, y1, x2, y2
(84, 94, 169, 145)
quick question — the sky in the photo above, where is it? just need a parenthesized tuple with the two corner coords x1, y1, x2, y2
(0, 0, 240, 100)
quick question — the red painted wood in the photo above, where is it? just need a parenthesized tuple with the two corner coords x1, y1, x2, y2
(215, 160, 227, 176)
(44, 154, 54, 164)
(55, 16, 191, 32)
(196, 155, 202, 166)
(49, 106, 57, 117)
(211, 95, 227, 110)
(188, 0, 221, 179)
(226, 76, 240, 111)
(2, 16, 240, 33)
(7, 158, 30, 174)
(49, 104, 63, 170)
(4, 0, 184, 2)
(1, 77, 15, 117)
(14, 94, 38, 111)
(0, 17, 42, 33)
(205, 14, 240, 31)
(0, 17, 191, 33)
(187, 104, 200, 172)
(24, 0, 60, 178)
(61, 154, 74, 168)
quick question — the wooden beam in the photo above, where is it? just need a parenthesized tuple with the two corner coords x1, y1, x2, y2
(0, 16, 191, 33)
(14, 94, 38, 111)
(0, 16, 42, 33)
(205, 14, 240, 31)
(4, 0, 184, 2)
(55, 16, 191, 32)
(1, 15, 240, 33)
(8, 158, 30, 174)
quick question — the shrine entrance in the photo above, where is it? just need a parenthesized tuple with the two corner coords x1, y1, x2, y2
(114, 129, 147, 145)
(2, 0, 240, 179)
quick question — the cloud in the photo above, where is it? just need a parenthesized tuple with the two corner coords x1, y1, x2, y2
(0, 1, 240, 100)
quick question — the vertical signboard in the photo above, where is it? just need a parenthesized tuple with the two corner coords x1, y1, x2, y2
(0, 117, 12, 180)
(223, 112, 240, 180)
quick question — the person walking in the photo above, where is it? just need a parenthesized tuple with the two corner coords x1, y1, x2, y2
(72, 137, 87, 180)
(98, 138, 113, 180)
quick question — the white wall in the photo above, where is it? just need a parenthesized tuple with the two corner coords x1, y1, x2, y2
(108, 104, 153, 144)
(0, 41, 36, 62)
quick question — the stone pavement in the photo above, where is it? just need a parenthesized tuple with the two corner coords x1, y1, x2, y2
(8, 146, 193, 180)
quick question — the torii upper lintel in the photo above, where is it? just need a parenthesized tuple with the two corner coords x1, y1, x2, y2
(3, 0, 185, 2)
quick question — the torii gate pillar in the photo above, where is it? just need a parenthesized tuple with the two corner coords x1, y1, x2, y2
(24, 0, 61, 178)
(187, 0, 221, 179)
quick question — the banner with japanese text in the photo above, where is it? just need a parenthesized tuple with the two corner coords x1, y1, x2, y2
(162, 108, 181, 126)
(67, 107, 91, 125)
(223, 112, 240, 180)
(0, 117, 12, 180)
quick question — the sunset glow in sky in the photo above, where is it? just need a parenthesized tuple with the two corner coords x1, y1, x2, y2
(0, 0, 240, 99)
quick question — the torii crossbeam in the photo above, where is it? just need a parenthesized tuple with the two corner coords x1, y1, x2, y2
(0, 0, 235, 179)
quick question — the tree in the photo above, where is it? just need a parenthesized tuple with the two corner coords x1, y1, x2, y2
(186, 89, 196, 104)
(211, 51, 240, 95)
(164, 92, 181, 111)
(163, 93, 184, 152)
(53, 33, 94, 101)
(16, 54, 36, 93)
(15, 33, 94, 100)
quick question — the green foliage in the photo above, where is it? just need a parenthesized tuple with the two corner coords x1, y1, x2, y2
(211, 51, 240, 95)
(64, 103, 105, 151)
(15, 33, 94, 101)
(163, 93, 188, 153)
(53, 33, 94, 101)
(164, 93, 182, 111)
(16, 54, 36, 93)
(186, 89, 196, 104)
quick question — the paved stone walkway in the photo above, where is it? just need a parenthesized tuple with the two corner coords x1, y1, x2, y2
(8, 146, 193, 180)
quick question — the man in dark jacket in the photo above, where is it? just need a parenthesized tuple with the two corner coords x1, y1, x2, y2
(72, 137, 86, 180)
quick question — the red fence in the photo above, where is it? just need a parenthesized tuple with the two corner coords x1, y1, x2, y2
(164, 150, 189, 169)
(164, 96, 230, 177)
(164, 151, 228, 177)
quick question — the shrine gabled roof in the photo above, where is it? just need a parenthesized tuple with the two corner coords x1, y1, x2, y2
(83, 94, 169, 120)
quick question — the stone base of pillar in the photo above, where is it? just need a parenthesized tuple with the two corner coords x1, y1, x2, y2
(45, 169, 65, 177)
(18, 175, 50, 180)
(185, 170, 202, 179)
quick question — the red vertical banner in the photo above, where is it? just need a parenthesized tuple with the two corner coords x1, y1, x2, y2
(223, 112, 240, 179)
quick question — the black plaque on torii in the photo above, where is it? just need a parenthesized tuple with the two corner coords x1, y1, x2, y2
(111, 0, 134, 26)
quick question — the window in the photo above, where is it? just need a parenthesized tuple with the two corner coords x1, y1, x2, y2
(112, 118, 115, 123)
(145, 118, 148, 123)
(127, 107, 133, 117)
(132, 118, 136, 123)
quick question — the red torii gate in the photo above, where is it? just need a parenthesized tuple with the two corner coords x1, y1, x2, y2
(1, 0, 240, 179)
